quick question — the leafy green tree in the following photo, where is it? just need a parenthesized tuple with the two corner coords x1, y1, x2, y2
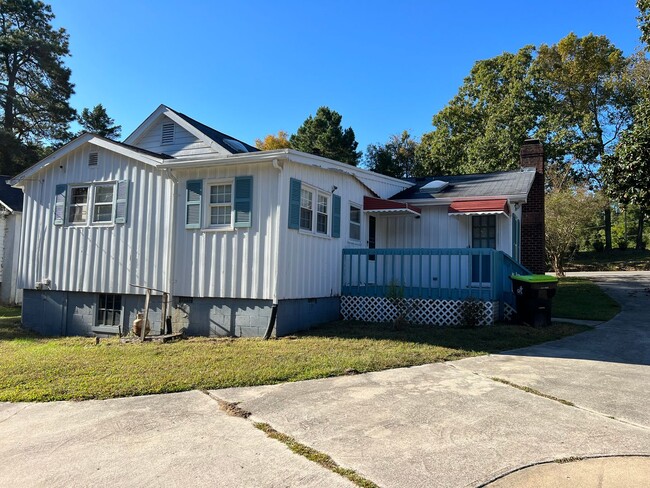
(638, 0, 650, 50)
(255, 130, 292, 150)
(290, 107, 361, 165)
(77, 104, 121, 140)
(601, 101, 650, 249)
(0, 0, 75, 173)
(366, 131, 421, 178)
(418, 46, 545, 175)
(534, 33, 634, 250)
(546, 186, 603, 276)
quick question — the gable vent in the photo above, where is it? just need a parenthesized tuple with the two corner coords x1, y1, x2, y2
(161, 123, 175, 145)
(88, 152, 99, 166)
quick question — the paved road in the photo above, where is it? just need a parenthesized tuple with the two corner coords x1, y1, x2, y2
(1, 272, 649, 487)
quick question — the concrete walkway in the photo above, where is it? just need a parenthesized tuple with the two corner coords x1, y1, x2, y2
(1, 272, 649, 487)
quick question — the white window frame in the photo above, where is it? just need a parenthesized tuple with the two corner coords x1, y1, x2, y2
(298, 184, 331, 237)
(349, 202, 362, 242)
(66, 183, 117, 226)
(205, 179, 234, 230)
(92, 184, 116, 224)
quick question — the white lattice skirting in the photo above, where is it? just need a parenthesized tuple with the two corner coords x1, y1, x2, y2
(340, 296, 498, 326)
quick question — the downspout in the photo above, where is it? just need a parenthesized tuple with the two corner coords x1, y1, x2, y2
(264, 158, 282, 340)
(164, 168, 178, 334)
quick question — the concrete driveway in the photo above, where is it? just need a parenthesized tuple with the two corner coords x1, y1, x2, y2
(1, 272, 649, 487)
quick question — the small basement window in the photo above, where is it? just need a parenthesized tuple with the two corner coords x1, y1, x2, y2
(161, 122, 175, 145)
(97, 294, 122, 328)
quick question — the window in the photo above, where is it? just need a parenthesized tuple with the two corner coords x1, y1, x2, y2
(63, 182, 123, 226)
(207, 181, 233, 227)
(93, 185, 115, 223)
(300, 188, 313, 231)
(97, 294, 121, 327)
(299, 186, 330, 235)
(472, 215, 497, 249)
(316, 194, 328, 234)
(68, 186, 89, 224)
(349, 204, 361, 241)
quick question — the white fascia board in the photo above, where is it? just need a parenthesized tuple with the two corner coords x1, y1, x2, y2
(123, 104, 168, 144)
(0, 200, 14, 213)
(9, 134, 164, 187)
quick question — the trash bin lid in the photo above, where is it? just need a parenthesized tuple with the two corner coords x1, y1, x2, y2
(510, 274, 558, 283)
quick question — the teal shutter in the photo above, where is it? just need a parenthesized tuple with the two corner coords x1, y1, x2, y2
(53, 184, 67, 225)
(114, 180, 129, 224)
(234, 176, 253, 228)
(332, 194, 341, 238)
(288, 178, 301, 229)
(186, 180, 202, 229)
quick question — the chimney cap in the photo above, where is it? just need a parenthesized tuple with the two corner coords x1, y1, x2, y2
(522, 138, 541, 145)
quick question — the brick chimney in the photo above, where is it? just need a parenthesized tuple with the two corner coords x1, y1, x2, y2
(519, 139, 545, 274)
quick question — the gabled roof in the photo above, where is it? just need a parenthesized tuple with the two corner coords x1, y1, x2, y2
(9, 133, 170, 187)
(124, 104, 259, 155)
(0, 176, 23, 211)
(390, 170, 537, 202)
(169, 109, 259, 154)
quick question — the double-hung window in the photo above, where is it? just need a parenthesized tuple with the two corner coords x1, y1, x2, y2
(349, 204, 361, 241)
(93, 185, 115, 223)
(300, 188, 314, 231)
(55, 181, 127, 227)
(299, 186, 330, 236)
(208, 181, 233, 228)
(68, 186, 89, 224)
(316, 194, 328, 234)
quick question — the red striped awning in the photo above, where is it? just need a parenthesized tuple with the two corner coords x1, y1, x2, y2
(448, 199, 510, 216)
(363, 196, 421, 216)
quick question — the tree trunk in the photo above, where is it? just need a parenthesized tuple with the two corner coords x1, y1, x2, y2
(637, 211, 646, 250)
(604, 206, 612, 251)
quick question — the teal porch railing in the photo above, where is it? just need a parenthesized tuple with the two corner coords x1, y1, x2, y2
(341, 248, 531, 307)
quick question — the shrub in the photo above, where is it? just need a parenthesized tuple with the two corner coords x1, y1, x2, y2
(592, 239, 605, 252)
(459, 297, 485, 328)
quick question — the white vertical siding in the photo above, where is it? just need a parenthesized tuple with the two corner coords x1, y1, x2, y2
(133, 116, 227, 158)
(171, 162, 280, 299)
(277, 161, 373, 300)
(379, 206, 514, 255)
(18, 144, 172, 294)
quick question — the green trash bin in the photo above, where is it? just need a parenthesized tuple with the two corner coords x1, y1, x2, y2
(510, 274, 558, 327)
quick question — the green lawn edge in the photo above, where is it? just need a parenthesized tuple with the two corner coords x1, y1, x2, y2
(553, 277, 620, 321)
(1, 310, 589, 403)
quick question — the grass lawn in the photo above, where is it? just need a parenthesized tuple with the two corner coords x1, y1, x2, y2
(0, 306, 589, 402)
(553, 277, 620, 321)
(566, 249, 650, 272)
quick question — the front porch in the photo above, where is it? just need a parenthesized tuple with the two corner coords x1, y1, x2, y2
(341, 248, 530, 326)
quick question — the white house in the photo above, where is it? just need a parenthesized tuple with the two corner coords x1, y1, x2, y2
(0, 176, 23, 305)
(10, 105, 543, 337)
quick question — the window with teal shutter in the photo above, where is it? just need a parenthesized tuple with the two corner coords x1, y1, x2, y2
(114, 180, 129, 224)
(53, 184, 67, 225)
(186, 180, 202, 229)
(234, 176, 253, 228)
(331, 194, 341, 238)
(288, 178, 301, 229)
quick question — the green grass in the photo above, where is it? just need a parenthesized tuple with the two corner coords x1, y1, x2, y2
(0, 308, 589, 402)
(566, 249, 650, 272)
(553, 277, 620, 321)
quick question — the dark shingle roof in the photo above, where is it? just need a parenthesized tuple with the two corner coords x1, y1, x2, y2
(0, 176, 24, 211)
(168, 109, 259, 154)
(391, 170, 537, 200)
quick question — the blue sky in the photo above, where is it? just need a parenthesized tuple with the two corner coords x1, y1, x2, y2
(50, 1, 642, 155)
